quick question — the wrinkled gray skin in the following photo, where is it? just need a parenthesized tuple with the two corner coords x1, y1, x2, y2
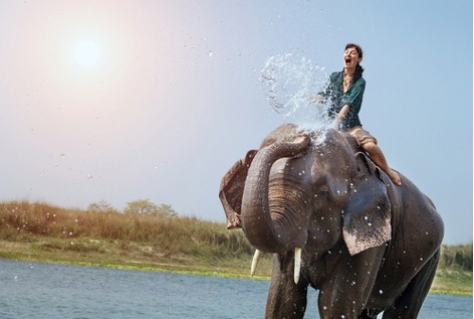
(219, 124, 444, 319)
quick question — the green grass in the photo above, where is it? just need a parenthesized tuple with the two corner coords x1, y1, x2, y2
(0, 200, 471, 295)
(431, 270, 473, 295)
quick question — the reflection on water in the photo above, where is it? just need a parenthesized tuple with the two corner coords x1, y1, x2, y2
(0, 260, 471, 319)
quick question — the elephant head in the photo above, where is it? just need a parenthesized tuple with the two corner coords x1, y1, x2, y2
(219, 124, 392, 280)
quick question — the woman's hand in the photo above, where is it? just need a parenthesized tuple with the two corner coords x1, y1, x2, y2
(309, 93, 326, 105)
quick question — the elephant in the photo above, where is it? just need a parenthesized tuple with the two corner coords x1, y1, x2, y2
(219, 123, 444, 319)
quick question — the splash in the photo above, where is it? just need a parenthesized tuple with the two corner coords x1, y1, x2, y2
(259, 52, 333, 137)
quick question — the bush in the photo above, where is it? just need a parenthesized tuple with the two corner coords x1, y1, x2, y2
(439, 243, 473, 272)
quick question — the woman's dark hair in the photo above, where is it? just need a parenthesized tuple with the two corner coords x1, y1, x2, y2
(345, 43, 364, 83)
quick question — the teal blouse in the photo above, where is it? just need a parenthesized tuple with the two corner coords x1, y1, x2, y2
(319, 71, 366, 130)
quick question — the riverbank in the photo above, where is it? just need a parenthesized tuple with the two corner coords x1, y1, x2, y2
(0, 237, 471, 296)
(0, 201, 471, 296)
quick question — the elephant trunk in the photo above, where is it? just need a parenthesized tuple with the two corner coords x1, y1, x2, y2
(241, 135, 311, 253)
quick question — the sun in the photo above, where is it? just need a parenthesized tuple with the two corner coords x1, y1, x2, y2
(72, 39, 103, 67)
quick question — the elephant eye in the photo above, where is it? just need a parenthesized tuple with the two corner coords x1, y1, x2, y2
(318, 185, 329, 195)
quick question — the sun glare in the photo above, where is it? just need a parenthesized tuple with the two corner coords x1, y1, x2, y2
(73, 39, 103, 67)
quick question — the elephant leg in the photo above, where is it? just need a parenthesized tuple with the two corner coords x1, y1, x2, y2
(318, 246, 385, 319)
(382, 249, 440, 319)
(265, 254, 309, 319)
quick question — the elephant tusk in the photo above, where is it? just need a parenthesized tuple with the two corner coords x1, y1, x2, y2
(250, 249, 262, 276)
(294, 247, 302, 284)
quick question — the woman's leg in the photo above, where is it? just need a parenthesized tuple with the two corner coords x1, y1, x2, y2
(362, 142, 402, 185)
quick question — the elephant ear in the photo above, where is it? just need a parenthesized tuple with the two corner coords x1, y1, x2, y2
(342, 152, 392, 256)
(219, 150, 257, 229)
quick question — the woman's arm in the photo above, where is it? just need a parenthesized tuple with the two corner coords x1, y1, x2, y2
(332, 104, 350, 129)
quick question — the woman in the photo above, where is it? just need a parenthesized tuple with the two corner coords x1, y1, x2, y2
(317, 43, 401, 185)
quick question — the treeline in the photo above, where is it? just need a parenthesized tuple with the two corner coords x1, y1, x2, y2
(87, 199, 177, 216)
(0, 200, 471, 272)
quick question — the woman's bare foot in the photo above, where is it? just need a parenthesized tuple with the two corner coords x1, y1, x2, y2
(361, 142, 402, 186)
(388, 170, 402, 186)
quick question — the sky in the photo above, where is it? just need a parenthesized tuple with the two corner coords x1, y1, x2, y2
(0, 1, 471, 244)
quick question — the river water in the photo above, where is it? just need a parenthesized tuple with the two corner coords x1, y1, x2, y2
(0, 260, 471, 318)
